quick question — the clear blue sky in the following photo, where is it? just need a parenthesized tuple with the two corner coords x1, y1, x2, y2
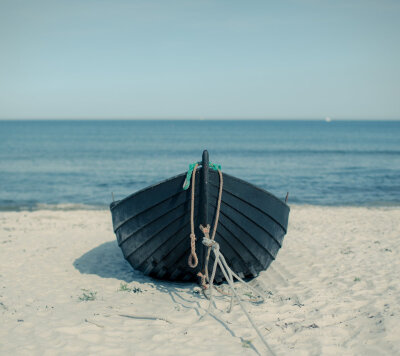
(0, 0, 399, 119)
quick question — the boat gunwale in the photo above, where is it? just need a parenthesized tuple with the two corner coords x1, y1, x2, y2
(110, 170, 194, 211)
(209, 169, 290, 212)
(110, 168, 290, 215)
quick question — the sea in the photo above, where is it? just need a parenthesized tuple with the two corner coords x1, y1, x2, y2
(0, 120, 399, 210)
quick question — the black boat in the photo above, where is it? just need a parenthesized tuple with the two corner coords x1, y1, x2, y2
(110, 150, 290, 283)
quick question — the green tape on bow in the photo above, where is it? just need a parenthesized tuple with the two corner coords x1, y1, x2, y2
(182, 161, 222, 190)
(209, 162, 222, 171)
(182, 162, 200, 190)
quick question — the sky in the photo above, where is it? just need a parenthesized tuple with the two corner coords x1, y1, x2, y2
(0, 0, 399, 120)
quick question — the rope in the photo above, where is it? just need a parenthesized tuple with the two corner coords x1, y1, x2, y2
(201, 237, 275, 356)
(186, 163, 258, 297)
(204, 168, 223, 283)
(187, 162, 223, 272)
(188, 163, 199, 268)
(186, 164, 244, 297)
(184, 160, 273, 354)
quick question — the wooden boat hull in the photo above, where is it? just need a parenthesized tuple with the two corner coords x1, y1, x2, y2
(110, 153, 289, 283)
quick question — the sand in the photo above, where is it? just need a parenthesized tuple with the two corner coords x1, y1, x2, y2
(0, 206, 399, 355)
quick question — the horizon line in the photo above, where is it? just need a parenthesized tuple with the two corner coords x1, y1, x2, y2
(1, 117, 400, 121)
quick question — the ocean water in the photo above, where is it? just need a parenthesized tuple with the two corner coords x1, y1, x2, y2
(0, 120, 399, 210)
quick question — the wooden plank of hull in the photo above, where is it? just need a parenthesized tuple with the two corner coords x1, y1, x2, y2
(110, 166, 289, 282)
(209, 170, 289, 232)
(116, 193, 199, 246)
(128, 207, 196, 271)
(208, 185, 286, 246)
(119, 201, 195, 259)
(111, 172, 199, 231)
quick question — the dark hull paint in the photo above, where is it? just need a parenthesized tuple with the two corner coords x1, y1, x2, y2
(110, 167, 290, 283)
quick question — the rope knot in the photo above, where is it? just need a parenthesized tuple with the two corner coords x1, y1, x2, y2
(202, 237, 219, 250)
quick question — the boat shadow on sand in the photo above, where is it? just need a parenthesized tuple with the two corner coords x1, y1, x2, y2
(74, 240, 150, 283)
(73, 241, 209, 318)
(73, 240, 203, 298)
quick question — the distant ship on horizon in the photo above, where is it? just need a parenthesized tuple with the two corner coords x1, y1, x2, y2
(325, 117, 332, 122)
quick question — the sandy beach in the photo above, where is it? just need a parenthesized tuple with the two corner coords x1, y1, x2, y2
(0, 205, 399, 355)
